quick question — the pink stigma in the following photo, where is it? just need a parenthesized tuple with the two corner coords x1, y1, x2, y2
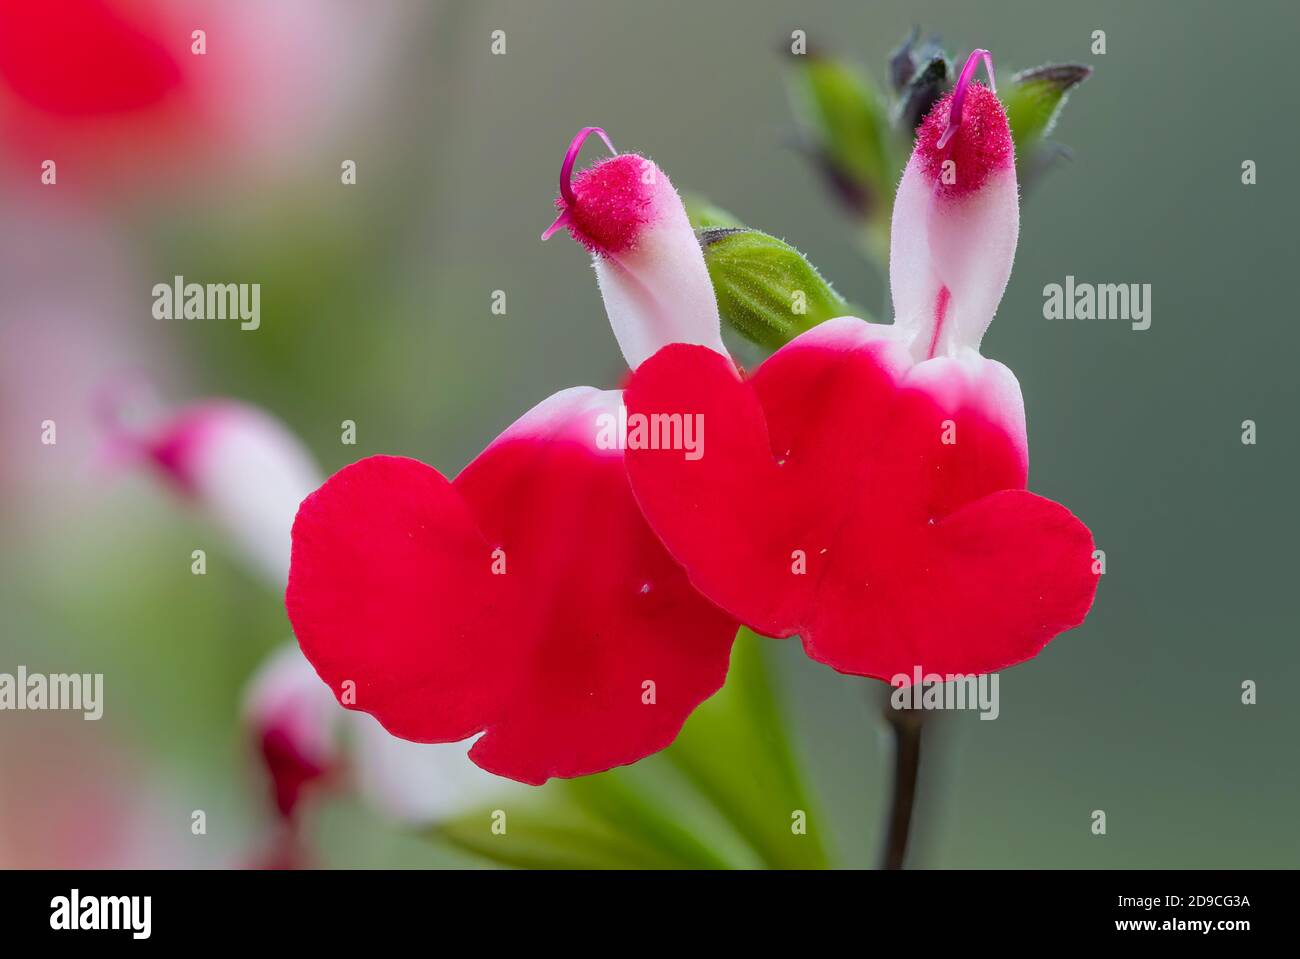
(542, 126, 617, 241)
(560, 127, 616, 207)
(915, 48, 1012, 198)
(938, 49, 996, 149)
(542, 126, 663, 255)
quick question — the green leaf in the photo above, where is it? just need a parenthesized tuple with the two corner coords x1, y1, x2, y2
(1003, 63, 1092, 156)
(785, 54, 894, 217)
(699, 226, 866, 349)
(563, 769, 742, 869)
(665, 629, 832, 868)
(432, 797, 690, 870)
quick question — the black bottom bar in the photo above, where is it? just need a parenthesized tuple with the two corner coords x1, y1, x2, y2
(0, 868, 1279, 944)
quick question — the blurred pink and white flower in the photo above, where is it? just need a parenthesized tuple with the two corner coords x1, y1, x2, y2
(104, 396, 321, 585)
(0, 214, 174, 536)
(110, 392, 513, 832)
(245, 641, 514, 827)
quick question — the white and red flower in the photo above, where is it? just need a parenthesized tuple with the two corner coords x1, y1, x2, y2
(286, 130, 738, 786)
(622, 51, 1099, 680)
(104, 395, 320, 585)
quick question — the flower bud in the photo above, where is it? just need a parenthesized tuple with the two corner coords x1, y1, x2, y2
(104, 395, 320, 585)
(243, 643, 510, 825)
(243, 643, 339, 820)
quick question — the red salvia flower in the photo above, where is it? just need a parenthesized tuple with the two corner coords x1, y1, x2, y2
(0, 0, 383, 192)
(622, 51, 1100, 682)
(286, 130, 737, 785)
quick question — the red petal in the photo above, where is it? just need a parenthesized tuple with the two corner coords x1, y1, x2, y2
(457, 432, 736, 783)
(804, 490, 1096, 679)
(287, 455, 514, 744)
(287, 395, 736, 786)
(624, 319, 1096, 678)
(0, 1, 183, 117)
(623, 327, 906, 637)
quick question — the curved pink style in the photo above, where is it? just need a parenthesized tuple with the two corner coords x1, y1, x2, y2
(545, 125, 617, 230)
(937, 48, 996, 149)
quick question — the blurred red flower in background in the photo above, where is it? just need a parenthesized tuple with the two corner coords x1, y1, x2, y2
(0, 0, 392, 195)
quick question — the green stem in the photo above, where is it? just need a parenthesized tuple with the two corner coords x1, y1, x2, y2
(879, 693, 924, 869)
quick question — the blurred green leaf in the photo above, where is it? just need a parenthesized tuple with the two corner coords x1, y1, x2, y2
(1003, 63, 1092, 159)
(665, 629, 832, 868)
(564, 770, 740, 869)
(434, 798, 690, 870)
(785, 54, 895, 219)
(699, 226, 866, 349)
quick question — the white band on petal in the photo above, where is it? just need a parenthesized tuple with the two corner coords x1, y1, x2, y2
(889, 156, 1018, 361)
(593, 174, 730, 369)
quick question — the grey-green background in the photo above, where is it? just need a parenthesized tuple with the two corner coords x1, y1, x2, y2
(2, 0, 1296, 867)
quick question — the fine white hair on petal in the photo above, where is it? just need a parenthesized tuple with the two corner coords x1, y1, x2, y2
(905, 348, 1028, 473)
(924, 166, 1019, 355)
(889, 156, 943, 356)
(889, 156, 1019, 360)
(191, 406, 323, 586)
(593, 168, 729, 370)
(350, 718, 517, 825)
(779, 313, 915, 374)
(483, 385, 626, 460)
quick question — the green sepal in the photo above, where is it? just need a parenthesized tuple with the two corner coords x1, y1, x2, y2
(699, 226, 867, 349)
(1003, 63, 1092, 159)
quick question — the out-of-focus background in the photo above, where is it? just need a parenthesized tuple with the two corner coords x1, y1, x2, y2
(2, 0, 1297, 868)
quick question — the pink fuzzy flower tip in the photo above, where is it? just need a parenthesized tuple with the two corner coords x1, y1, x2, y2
(556, 153, 658, 254)
(541, 127, 663, 255)
(915, 81, 1013, 198)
